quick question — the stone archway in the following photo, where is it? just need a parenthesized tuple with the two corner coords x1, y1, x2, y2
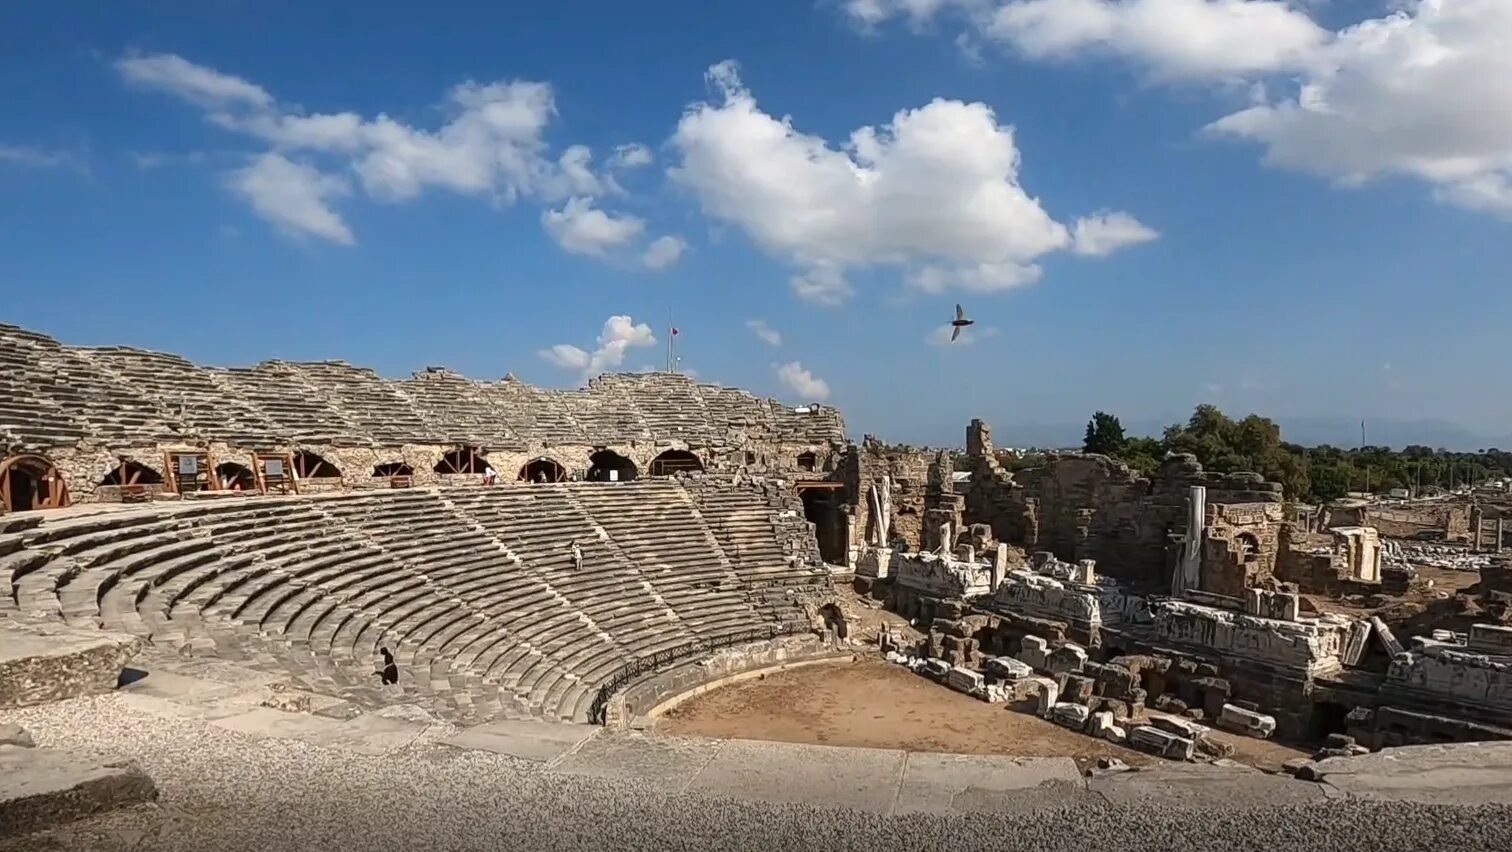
(0, 454, 70, 513)
(519, 457, 567, 483)
(100, 461, 164, 488)
(293, 450, 342, 479)
(648, 449, 703, 477)
(587, 450, 638, 482)
(216, 462, 256, 491)
(435, 446, 488, 475)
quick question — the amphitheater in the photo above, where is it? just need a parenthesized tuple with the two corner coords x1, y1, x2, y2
(3, 323, 1512, 852)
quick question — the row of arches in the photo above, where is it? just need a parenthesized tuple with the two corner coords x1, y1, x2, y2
(1, 447, 712, 513)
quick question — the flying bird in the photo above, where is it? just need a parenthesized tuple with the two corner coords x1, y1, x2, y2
(949, 304, 975, 342)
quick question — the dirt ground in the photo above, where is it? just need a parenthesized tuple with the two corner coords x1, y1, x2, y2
(659, 658, 1310, 771)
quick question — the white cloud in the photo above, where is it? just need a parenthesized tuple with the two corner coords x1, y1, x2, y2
(116, 53, 663, 240)
(116, 52, 273, 109)
(670, 60, 1131, 301)
(984, 0, 1328, 80)
(790, 267, 855, 305)
(775, 361, 832, 401)
(541, 197, 646, 257)
(539, 315, 658, 378)
(843, 0, 968, 29)
(840, 0, 1326, 80)
(746, 319, 783, 347)
(1208, 0, 1512, 217)
(609, 143, 653, 169)
(642, 235, 689, 270)
(538, 344, 592, 371)
(0, 145, 80, 169)
(227, 153, 354, 245)
(1071, 210, 1160, 256)
(844, 1, 1512, 219)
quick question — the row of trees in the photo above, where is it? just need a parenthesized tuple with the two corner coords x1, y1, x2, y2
(1082, 406, 1512, 503)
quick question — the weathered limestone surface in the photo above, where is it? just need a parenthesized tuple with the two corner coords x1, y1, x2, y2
(0, 621, 141, 708)
(1149, 600, 1348, 675)
(0, 744, 157, 834)
(0, 323, 848, 502)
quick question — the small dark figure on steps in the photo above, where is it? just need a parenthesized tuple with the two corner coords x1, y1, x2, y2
(377, 647, 399, 685)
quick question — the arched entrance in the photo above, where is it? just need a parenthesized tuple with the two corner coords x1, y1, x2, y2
(0, 455, 70, 513)
(293, 450, 341, 479)
(648, 449, 703, 477)
(518, 458, 567, 483)
(100, 461, 164, 488)
(373, 462, 413, 478)
(587, 450, 637, 482)
(435, 446, 488, 475)
(216, 462, 256, 491)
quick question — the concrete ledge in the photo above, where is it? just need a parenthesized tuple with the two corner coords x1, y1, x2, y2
(0, 745, 157, 834)
(1303, 741, 1512, 804)
(0, 621, 142, 709)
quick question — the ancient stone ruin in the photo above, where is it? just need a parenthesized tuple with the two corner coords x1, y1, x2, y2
(3, 323, 1511, 836)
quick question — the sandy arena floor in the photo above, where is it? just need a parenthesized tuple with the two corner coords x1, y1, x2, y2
(658, 658, 1309, 771)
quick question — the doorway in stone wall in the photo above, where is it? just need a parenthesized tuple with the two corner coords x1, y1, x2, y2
(797, 483, 847, 565)
(0, 454, 69, 513)
(587, 450, 638, 482)
(519, 457, 567, 483)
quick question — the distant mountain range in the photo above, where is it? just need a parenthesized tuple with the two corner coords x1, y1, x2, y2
(991, 417, 1512, 453)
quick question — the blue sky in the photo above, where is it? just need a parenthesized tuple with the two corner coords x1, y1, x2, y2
(3, 0, 1510, 447)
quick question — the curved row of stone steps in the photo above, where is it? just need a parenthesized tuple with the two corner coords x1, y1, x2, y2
(0, 480, 829, 724)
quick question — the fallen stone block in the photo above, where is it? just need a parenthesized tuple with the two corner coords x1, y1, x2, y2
(0, 745, 157, 835)
(1051, 702, 1091, 730)
(946, 665, 985, 697)
(984, 656, 1033, 681)
(1152, 715, 1212, 740)
(0, 724, 34, 748)
(1031, 677, 1060, 717)
(0, 622, 143, 709)
(1217, 703, 1276, 739)
(1129, 725, 1195, 761)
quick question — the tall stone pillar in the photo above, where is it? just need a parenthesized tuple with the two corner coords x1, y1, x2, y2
(1172, 486, 1206, 597)
(967, 419, 994, 458)
(1472, 504, 1485, 552)
(1499, 518, 1506, 554)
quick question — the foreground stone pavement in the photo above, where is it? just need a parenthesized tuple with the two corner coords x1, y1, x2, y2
(4, 691, 1512, 852)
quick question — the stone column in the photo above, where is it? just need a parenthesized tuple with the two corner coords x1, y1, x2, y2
(1173, 485, 1205, 597)
(1499, 518, 1506, 554)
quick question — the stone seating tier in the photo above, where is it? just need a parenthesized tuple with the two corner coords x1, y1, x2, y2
(0, 479, 828, 724)
(0, 323, 845, 452)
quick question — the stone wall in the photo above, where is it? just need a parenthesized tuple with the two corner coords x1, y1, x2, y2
(1147, 601, 1349, 676)
(1329, 501, 1472, 541)
(843, 437, 937, 551)
(1385, 647, 1512, 716)
(609, 634, 841, 724)
(1, 323, 848, 508)
(960, 419, 1284, 591)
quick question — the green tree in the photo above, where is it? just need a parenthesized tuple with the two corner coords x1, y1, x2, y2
(1083, 411, 1127, 456)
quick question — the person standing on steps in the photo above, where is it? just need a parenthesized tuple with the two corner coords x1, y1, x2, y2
(569, 540, 583, 572)
(377, 647, 399, 685)
(483, 464, 498, 486)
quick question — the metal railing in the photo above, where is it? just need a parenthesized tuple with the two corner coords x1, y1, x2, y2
(588, 622, 808, 724)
